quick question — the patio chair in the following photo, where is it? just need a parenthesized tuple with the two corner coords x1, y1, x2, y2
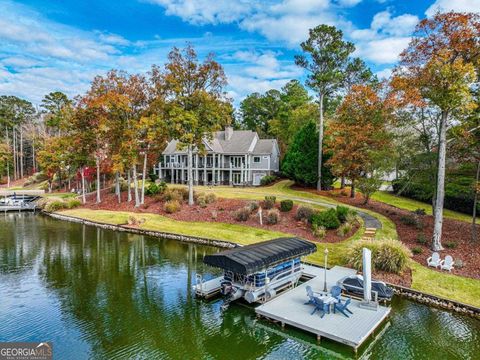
(304, 285, 316, 305)
(440, 255, 454, 272)
(427, 252, 442, 268)
(330, 285, 342, 303)
(334, 298, 353, 318)
(311, 297, 329, 318)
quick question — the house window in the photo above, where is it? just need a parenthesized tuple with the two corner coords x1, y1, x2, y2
(253, 156, 261, 163)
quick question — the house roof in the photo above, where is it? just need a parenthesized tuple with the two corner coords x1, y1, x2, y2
(162, 128, 278, 155)
(253, 139, 276, 154)
(203, 237, 317, 275)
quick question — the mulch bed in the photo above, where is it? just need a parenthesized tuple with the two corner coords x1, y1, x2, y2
(293, 186, 480, 281)
(80, 190, 359, 244)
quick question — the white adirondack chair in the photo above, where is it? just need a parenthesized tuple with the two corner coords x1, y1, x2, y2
(427, 252, 442, 268)
(440, 255, 455, 272)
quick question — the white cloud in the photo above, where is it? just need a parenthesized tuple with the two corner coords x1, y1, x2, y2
(375, 67, 392, 80)
(353, 11, 418, 64)
(147, 0, 256, 25)
(425, 0, 480, 17)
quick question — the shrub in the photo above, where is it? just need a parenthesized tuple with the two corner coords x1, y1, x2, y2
(310, 209, 341, 229)
(295, 206, 314, 221)
(263, 196, 276, 209)
(337, 222, 352, 237)
(280, 199, 293, 212)
(178, 187, 190, 201)
(162, 189, 183, 202)
(413, 208, 426, 216)
(248, 201, 259, 212)
(416, 233, 427, 245)
(265, 209, 280, 225)
(336, 205, 350, 223)
(260, 175, 278, 186)
(445, 241, 458, 249)
(65, 198, 81, 209)
(205, 193, 217, 204)
(345, 212, 358, 226)
(164, 200, 181, 214)
(412, 246, 423, 255)
(234, 206, 251, 221)
(44, 200, 66, 212)
(145, 181, 167, 196)
(346, 239, 412, 274)
(312, 224, 326, 239)
(197, 196, 207, 208)
(399, 215, 418, 227)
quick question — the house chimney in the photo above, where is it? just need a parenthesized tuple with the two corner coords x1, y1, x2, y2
(225, 126, 233, 140)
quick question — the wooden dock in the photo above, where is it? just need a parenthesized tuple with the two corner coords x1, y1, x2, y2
(255, 265, 391, 351)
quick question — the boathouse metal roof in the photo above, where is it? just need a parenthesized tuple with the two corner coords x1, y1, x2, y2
(203, 237, 317, 275)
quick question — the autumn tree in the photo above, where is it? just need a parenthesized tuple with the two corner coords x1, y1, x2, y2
(392, 12, 480, 250)
(327, 84, 393, 201)
(161, 45, 231, 205)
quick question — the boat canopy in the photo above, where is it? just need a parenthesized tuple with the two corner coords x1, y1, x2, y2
(203, 237, 317, 275)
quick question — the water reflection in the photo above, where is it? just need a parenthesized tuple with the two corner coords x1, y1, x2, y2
(0, 214, 479, 360)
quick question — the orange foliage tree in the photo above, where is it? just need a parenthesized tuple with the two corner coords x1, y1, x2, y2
(326, 84, 393, 201)
(391, 12, 480, 250)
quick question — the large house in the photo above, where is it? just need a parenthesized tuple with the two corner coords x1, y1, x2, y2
(157, 127, 280, 186)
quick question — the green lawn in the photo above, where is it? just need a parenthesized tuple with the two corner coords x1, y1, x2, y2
(62, 209, 289, 245)
(371, 191, 474, 223)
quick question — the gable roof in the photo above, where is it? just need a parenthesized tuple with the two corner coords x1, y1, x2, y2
(253, 139, 276, 154)
(162, 128, 278, 155)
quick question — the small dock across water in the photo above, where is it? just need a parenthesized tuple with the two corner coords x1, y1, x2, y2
(255, 264, 391, 351)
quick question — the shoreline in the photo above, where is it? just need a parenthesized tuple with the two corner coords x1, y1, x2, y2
(44, 210, 480, 318)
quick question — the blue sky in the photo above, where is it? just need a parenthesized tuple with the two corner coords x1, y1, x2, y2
(1, 0, 479, 106)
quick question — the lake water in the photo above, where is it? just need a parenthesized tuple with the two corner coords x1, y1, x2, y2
(0, 213, 479, 359)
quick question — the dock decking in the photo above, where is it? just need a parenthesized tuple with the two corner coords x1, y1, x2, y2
(255, 265, 391, 350)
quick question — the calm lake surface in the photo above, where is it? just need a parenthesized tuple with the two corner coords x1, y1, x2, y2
(0, 213, 479, 359)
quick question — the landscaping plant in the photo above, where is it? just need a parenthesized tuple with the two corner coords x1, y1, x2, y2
(164, 200, 181, 214)
(280, 199, 293, 212)
(347, 239, 412, 274)
(310, 208, 340, 229)
(295, 205, 314, 221)
(260, 175, 278, 186)
(312, 224, 326, 240)
(263, 196, 276, 209)
(234, 206, 251, 221)
(265, 209, 280, 225)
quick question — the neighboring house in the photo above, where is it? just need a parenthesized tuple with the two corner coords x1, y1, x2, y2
(157, 127, 280, 186)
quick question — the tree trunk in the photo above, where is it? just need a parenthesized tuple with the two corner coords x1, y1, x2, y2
(13, 127, 16, 180)
(432, 111, 447, 251)
(317, 93, 324, 191)
(133, 165, 140, 207)
(141, 148, 148, 205)
(20, 126, 23, 179)
(115, 171, 121, 204)
(96, 157, 101, 204)
(81, 167, 86, 204)
(187, 145, 194, 206)
(472, 160, 480, 243)
(340, 176, 345, 189)
(127, 169, 132, 202)
(350, 180, 355, 198)
(5, 126, 10, 187)
(32, 141, 36, 173)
